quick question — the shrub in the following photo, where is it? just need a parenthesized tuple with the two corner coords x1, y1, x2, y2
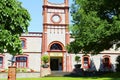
(16, 68, 27, 72)
(75, 55, 81, 64)
(116, 55, 120, 72)
(41, 54, 49, 64)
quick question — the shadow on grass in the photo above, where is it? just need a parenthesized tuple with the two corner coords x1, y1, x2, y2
(64, 71, 120, 80)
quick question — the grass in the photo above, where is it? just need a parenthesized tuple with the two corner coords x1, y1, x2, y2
(1, 77, 120, 80)
(100, 72, 120, 78)
(1, 72, 120, 80)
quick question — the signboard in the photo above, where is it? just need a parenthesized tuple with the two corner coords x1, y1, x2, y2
(50, 52, 63, 57)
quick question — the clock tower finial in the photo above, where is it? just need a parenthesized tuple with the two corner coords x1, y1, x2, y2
(43, 0, 47, 5)
(65, 0, 68, 6)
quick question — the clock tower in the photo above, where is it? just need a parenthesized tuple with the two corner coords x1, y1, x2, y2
(42, 0, 72, 72)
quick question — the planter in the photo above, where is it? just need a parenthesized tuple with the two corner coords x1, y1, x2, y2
(74, 64, 81, 69)
(42, 64, 49, 68)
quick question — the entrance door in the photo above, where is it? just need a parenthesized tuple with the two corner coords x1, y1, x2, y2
(50, 58, 62, 71)
(50, 58, 59, 70)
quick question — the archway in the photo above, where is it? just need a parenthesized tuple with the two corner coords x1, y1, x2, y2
(48, 41, 64, 71)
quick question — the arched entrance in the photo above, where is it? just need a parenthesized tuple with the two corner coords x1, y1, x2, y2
(50, 57, 62, 71)
(48, 42, 64, 71)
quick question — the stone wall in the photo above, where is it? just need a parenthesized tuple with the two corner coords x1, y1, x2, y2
(40, 67, 51, 77)
(0, 72, 40, 79)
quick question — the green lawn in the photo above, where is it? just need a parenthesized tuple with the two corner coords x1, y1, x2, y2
(1, 72, 120, 80)
(1, 77, 120, 80)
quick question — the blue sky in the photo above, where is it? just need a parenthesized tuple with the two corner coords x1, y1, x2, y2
(19, 0, 73, 32)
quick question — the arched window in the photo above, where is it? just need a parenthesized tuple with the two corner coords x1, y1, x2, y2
(22, 40, 25, 48)
(16, 56, 28, 68)
(82, 55, 90, 69)
(20, 38, 26, 49)
(83, 57, 89, 68)
(50, 43, 62, 50)
(0, 57, 3, 68)
(103, 56, 111, 69)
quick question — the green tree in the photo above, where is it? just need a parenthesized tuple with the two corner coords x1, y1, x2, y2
(0, 0, 31, 55)
(68, 0, 120, 54)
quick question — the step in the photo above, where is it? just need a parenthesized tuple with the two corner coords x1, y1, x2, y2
(47, 71, 71, 77)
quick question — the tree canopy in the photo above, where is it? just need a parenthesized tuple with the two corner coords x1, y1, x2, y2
(0, 0, 31, 55)
(67, 0, 120, 54)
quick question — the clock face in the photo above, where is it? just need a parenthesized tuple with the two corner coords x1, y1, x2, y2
(52, 14, 61, 23)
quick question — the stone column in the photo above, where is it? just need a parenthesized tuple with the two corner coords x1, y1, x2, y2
(8, 66, 16, 80)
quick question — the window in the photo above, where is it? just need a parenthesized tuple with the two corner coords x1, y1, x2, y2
(22, 40, 25, 48)
(16, 56, 28, 68)
(103, 57, 111, 68)
(82, 55, 90, 69)
(20, 38, 26, 49)
(0, 57, 3, 68)
(83, 57, 89, 68)
(50, 43, 62, 50)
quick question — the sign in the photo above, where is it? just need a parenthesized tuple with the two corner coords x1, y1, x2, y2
(50, 52, 63, 57)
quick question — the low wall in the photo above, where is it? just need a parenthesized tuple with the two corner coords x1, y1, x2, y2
(40, 67, 51, 77)
(0, 72, 40, 79)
